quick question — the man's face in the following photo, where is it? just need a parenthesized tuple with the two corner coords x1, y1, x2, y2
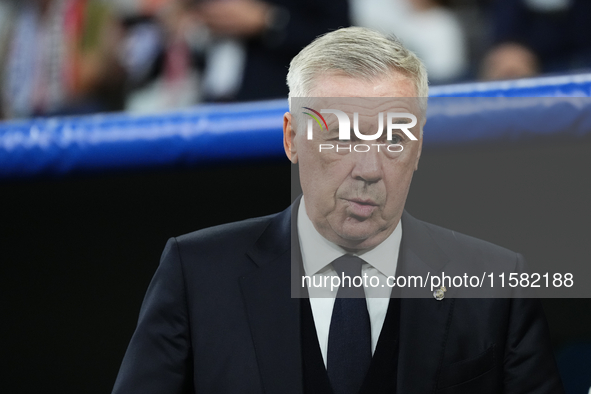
(284, 72, 424, 250)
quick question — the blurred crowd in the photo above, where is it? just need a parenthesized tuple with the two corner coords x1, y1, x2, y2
(0, 0, 590, 120)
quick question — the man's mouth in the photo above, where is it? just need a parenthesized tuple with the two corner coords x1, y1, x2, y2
(345, 198, 378, 218)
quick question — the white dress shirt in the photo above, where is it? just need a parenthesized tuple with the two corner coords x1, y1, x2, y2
(297, 197, 402, 367)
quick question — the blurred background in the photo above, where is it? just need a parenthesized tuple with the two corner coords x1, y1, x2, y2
(1, 0, 591, 120)
(1, 0, 590, 393)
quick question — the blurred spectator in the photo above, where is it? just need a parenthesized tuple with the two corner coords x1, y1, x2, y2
(0, 0, 125, 119)
(123, 0, 206, 112)
(195, 0, 350, 102)
(0, 0, 16, 117)
(481, 42, 539, 80)
(123, 0, 350, 112)
(482, 0, 591, 80)
(350, 0, 467, 84)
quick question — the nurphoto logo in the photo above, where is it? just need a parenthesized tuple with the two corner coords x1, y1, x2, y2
(302, 107, 418, 153)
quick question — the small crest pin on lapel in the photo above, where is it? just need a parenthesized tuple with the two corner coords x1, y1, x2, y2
(433, 285, 447, 301)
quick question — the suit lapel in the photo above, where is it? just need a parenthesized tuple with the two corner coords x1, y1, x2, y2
(397, 212, 455, 393)
(240, 202, 303, 394)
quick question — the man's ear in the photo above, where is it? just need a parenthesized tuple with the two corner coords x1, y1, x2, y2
(283, 112, 298, 163)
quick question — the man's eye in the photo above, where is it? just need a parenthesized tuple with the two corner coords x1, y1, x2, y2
(388, 135, 403, 144)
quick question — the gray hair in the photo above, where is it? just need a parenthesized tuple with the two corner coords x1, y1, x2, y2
(287, 27, 428, 110)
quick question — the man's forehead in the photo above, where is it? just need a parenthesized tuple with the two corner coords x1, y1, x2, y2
(307, 97, 417, 118)
(296, 72, 422, 118)
(307, 71, 417, 98)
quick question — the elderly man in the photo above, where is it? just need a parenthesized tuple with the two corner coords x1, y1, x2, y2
(113, 27, 564, 394)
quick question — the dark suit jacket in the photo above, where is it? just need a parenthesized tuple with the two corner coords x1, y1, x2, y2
(112, 200, 564, 393)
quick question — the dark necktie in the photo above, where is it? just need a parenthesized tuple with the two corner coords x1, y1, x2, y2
(327, 255, 372, 394)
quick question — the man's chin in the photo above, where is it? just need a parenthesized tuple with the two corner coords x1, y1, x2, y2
(332, 227, 385, 251)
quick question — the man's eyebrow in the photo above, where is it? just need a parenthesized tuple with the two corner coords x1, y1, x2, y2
(323, 127, 353, 140)
(330, 128, 380, 140)
(325, 127, 341, 135)
(390, 118, 412, 124)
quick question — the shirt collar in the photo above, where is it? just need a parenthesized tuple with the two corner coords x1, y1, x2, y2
(297, 196, 402, 278)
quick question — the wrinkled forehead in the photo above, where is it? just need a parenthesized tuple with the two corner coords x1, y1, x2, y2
(293, 97, 423, 128)
(314, 96, 417, 113)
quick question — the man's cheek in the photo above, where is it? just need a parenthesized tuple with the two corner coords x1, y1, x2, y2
(392, 145, 419, 165)
(315, 148, 347, 164)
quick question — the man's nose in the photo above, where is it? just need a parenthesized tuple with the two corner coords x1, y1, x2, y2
(350, 146, 382, 183)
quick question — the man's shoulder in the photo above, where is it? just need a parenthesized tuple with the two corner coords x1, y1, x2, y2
(421, 217, 517, 257)
(159, 206, 293, 285)
(175, 212, 282, 250)
(404, 211, 523, 270)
